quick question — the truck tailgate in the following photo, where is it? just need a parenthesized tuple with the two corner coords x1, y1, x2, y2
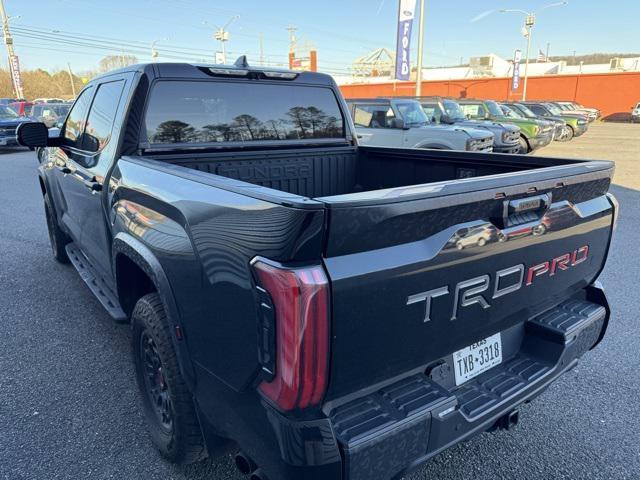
(319, 162, 614, 400)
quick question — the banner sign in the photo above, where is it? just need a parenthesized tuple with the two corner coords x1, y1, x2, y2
(395, 0, 417, 81)
(511, 49, 522, 91)
(8, 55, 24, 99)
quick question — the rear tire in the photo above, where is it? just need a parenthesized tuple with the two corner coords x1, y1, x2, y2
(132, 293, 207, 465)
(517, 136, 530, 154)
(44, 196, 70, 264)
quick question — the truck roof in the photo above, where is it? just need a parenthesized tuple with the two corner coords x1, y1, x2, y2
(88, 59, 335, 86)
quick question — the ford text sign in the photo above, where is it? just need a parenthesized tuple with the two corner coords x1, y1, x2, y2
(395, 0, 417, 81)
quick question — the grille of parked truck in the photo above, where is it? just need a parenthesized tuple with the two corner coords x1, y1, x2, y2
(19, 60, 617, 480)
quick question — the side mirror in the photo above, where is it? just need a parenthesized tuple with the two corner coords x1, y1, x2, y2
(391, 118, 407, 129)
(17, 122, 49, 148)
(440, 114, 454, 124)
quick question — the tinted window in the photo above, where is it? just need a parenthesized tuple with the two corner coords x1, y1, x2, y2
(460, 104, 485, 118)
(82, 80, 125, 152)
(395, 102, 428, 126)
(528, 105, 546, 115)
(63, 87, 93, 146)
(145, 81, 344, 145)
(352, 104, 396, 128)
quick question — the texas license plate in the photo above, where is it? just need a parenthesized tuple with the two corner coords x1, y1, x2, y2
(453, 332, 502, 386)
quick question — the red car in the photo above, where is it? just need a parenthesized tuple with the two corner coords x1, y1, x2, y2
(8, 101, 33, 117)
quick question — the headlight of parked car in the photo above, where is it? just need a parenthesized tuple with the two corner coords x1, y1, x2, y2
(578, 119, 587, 125)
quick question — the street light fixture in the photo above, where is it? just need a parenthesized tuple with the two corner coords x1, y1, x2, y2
(500, 1, 568, 100)
(212, 15, 240, 64)
(151, 37, 170, 62)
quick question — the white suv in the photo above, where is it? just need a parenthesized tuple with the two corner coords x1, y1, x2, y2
(346, 98, 494, 152)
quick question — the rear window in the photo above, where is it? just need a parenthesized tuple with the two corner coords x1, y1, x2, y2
(145, 80, 345, 145)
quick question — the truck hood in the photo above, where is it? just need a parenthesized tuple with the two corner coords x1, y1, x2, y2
(450, 119, 519, 135)
(0, 117, 32, 127)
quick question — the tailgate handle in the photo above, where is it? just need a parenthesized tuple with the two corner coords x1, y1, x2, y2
(503, 193, 551, 227)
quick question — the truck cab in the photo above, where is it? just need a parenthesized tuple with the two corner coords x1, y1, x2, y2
(346, 97, 494, 152)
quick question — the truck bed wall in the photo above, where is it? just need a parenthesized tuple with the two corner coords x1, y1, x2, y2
(152, 147, 537, 199)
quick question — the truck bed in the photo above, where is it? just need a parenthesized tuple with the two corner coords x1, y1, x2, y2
(148, 145, 585, 200)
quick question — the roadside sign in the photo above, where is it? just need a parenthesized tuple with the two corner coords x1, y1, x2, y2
(395, 0, 417, 81)
(8, 55, 24, 99)
(511, 49, 522, 91)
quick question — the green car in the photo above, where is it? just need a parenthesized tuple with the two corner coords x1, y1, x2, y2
(458, 99, 554, 154)
(521, 102, 589, 140)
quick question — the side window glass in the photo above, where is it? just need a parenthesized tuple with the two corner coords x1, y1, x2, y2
(353, 105, 395, 128)
(81, 80, 125, 154)
(478, 105, 486, 117)
(63, 87, 93, 147)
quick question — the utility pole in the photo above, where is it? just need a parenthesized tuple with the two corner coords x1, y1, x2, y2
(66, 63, 76, 97)
(0, 0, 23, 98)
(415, 0, 425, 96)
(546, 42, 550, 61)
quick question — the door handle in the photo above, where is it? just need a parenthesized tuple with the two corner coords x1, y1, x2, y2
(356, 134, 363, 139)
(56, 165, 71, 174)
(83, 178, 103, 193)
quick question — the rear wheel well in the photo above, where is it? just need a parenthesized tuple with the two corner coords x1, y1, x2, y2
(115, 254, 156, 318)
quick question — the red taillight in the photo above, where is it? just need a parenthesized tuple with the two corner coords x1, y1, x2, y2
(251, 259, 330, 411)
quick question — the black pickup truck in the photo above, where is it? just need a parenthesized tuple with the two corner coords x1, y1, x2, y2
(19, 60, 617, 480)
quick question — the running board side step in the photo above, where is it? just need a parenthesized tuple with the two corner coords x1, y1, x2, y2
(65, 243, 127, 322)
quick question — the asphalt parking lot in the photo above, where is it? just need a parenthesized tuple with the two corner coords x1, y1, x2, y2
(1, 121, 639, 480)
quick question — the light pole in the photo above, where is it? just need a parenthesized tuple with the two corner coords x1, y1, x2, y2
(213, 15, 240, 64)
(500, 1, 567, 101)
(415, 0, 425, 96)
(151, 38, 169, 62)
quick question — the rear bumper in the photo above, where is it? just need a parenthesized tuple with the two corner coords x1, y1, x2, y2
(264, 284, 609, 480)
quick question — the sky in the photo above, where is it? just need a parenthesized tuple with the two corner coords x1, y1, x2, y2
(5, 0, 640, 75)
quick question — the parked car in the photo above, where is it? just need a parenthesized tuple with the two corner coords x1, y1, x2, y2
(522, 102, 589, 139)
(0, 104, 35, 147)
(8, 101, 34, 116)
(632, 102, 640, 123)
(414, 96, 521, 154)
(30, 102, 72, 128)
(346, 98, 494, 151)
(504, 102, 571, 142)
(18, 61, 616, 480)
(32, 97, 66, 104)
(554, 101, 599, 121)
(457, 99, 553, 154)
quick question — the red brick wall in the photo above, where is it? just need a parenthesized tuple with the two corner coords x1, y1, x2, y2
(339, 71, 640, 120)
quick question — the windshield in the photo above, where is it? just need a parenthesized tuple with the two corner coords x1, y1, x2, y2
(513, 104, 538, 119)
(500, 104, 524, 119)
(0, 105, 18, 119)
(546, 103, 563, 115)
(485, 100, 504, 117)
(442, 100, 466, 120)
(396, 102, 429, 126)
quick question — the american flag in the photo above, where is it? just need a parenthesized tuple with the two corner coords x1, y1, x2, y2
(537, 49, 548, 62)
